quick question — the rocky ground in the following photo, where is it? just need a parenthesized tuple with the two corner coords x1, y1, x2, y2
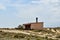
(0, 28, 60, 40)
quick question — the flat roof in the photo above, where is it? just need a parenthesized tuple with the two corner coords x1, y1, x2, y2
(23, 22, 43, 25)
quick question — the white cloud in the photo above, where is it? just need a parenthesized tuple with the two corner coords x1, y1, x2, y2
(50, 0, 59, 3)
(0, 0, 59, 27)
(0, 4, 6, 10)
(31, 0, 40, 4)
(14, 0, 60, 27)
(16, 0, 60, 18)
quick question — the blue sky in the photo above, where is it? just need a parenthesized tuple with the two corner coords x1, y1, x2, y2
(0, 0, 60, 28)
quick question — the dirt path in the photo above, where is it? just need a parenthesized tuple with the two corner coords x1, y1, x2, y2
(2, 30, 30, 35)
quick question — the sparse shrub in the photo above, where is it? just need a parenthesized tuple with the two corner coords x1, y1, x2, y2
(0, 30, 2, 32)
(33, 30, 44, 32)
(27, 37, 30, 40)
(56, 35, 60, 38)
(36, 38, 40, 40)
(1, 32, 7, 35)
(13, 34, 25, 38)
(13, 35, 18, 38)
(44, 36, 48, 40)
(36, 37, 45, 40)
(48, 38, 54, 40)
(15, 25, 23, 30)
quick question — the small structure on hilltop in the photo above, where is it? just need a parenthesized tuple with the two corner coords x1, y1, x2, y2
(23, 17, 44, 30)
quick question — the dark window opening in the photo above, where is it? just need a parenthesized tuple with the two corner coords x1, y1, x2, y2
(25, 24, 31, 30)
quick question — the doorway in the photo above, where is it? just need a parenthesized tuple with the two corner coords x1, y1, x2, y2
(25, 24, 31, 30)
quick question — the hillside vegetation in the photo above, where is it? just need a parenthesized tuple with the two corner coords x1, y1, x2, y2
(0, 28, 60, 40)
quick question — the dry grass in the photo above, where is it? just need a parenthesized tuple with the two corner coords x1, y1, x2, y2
(0, 28, 60, 40)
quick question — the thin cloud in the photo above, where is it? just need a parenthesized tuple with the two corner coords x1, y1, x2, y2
(15, 0, 60, 27)
(0, 0, 60, 27)
(0, 4, 6, 10)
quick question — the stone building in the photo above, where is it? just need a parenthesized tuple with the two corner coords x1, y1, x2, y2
(23, 17, 43, 30)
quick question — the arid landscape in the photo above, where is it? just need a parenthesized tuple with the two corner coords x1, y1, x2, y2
(0, 0, 60, 40)
(0, 28, 60, 40)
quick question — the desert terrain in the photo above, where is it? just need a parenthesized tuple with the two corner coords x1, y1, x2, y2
(0, 28, 60, 40)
